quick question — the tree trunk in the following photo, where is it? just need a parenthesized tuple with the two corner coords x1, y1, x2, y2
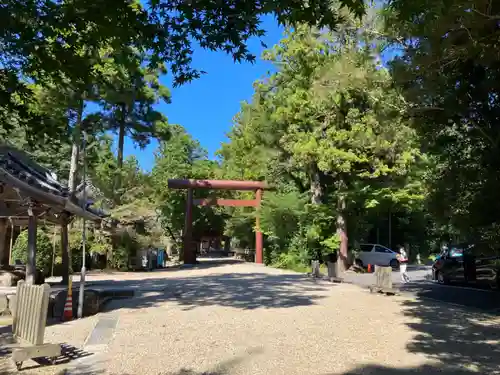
(68, 142, 79, 194)
(68, 100, 84, 194)
(114, 104, 127, 204)
(310, 167, 323, 204)
(336, 189, 349, 275)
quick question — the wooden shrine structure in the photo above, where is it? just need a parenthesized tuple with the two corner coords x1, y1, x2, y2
(0, 144, 106, 284)
(167, 179, 268, 265)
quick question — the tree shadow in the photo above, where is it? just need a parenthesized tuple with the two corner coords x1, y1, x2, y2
(48, 346, 261, 375)
(99, 270, 330, 312)
(400, 282, 500, 311)
(0, 338, 93, 374)
(333, 291, 500, 375)
(335, 363, 483, 374)
(402, 297, 500, 373)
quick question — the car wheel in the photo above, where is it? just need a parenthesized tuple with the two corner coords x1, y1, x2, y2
(390, 259, 399, 269)
(490, 274, 500, 290)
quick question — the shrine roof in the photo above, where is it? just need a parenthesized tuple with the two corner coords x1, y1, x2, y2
(0, 144, 107, 225)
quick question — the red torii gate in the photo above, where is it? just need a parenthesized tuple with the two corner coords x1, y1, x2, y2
(167, 179, 268, 265)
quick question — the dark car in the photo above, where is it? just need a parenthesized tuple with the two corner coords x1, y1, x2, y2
(432, 243, 500, 289)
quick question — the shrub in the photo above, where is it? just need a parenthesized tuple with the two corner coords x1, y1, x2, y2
(110, 228, 140, 270)
(12, 228, 54, 276)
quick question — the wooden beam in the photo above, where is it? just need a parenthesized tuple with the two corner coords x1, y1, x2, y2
(0, 218, 6, 266)
(60, 212, 70, 285)
(194, 198, 258, 207)
(183, 188, 196, 265)
(0, 203, 58, 220)
(168, 179, 268, 191)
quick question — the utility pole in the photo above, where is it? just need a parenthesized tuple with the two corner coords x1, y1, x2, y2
(77, 130, 87, 319)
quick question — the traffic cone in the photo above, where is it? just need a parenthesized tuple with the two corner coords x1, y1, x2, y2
(63, 285, 73, 321)
(367, 264, 372, 273)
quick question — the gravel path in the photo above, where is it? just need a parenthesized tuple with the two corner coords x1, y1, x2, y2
(4, 260, 500, 375)
(99, 261, 500, 375)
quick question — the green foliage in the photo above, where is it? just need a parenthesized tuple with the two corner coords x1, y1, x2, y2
(1, 0, 365, 140)
(152, 125, 228, 243)
(12, 229, 54, 276)
(7, 0, 500, 274)
(220, 18, 424, 270)
(384, 0, 500, 246)
(110, 228, 141, 271)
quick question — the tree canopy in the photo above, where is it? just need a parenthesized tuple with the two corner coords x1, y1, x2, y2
(4, 0, 500, 273)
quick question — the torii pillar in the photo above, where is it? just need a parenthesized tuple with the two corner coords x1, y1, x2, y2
(167, 179, 268, 265)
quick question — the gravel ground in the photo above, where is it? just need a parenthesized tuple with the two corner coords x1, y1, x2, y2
(3, 260, 500, 375)
(101, 262, 500, 375)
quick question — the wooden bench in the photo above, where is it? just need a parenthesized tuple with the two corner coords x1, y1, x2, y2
(11, 281, 61, 371)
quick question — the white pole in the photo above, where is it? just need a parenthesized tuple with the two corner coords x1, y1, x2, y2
(77, 130, 87, 319)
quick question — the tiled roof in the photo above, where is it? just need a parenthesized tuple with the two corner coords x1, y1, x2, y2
(0, 144, 107, 221)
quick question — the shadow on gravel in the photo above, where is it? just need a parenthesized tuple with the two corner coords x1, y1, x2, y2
(402, 296, 500, 374)
(400, 282, 500, 311)
(0, 339, 93, 374)
(46, 347, 260, 375)
(336, 364, 483, 374)
(47, 258, 245, 287)
(100, 269, 330, 312)
(334, 292, 500, 374)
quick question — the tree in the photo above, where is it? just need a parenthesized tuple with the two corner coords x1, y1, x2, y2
(220, 19, 424, 269)
(152, 125, 227, 255)
(384, 0, 500, 244)
(97, 51, 171, 202)
(1, 0, 365, 139)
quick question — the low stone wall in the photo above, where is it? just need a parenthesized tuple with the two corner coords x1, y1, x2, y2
(0, 288, 105, 320)
(0, 268, 45, 287)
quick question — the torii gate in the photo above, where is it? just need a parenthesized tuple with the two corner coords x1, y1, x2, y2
(167, 179, 268, 265)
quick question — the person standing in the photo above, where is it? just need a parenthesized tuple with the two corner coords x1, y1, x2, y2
(398, 246, 410, 283)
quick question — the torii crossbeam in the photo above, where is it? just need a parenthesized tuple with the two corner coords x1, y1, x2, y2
(167, 179, 268, 265)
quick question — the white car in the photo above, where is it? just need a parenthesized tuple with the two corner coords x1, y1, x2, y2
(356, 244, 400, 268)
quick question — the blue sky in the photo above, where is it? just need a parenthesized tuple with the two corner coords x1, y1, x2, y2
(121, 15, 285, 171)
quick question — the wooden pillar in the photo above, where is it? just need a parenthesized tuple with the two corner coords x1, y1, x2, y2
(26, 204, 37, 284)
(60, 213, 70, 285)
(0, 218, 7, 267)
(255, 188, 263, 264)
(183, 188, 196, 264)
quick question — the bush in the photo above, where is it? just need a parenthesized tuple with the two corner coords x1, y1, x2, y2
(12, 228, 54, 276)
(110, 228, 141, 270)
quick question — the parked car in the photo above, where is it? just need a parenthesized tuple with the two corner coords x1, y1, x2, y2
(432, 243, 500, 289)
(355, 244, 400, 268)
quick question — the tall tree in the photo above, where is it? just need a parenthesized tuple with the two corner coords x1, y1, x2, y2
(97, 50, 171, 203)
(1, 0, 365, 138)
(152, 125, 226, 250)
(220, 20, 423, 269)
(384, 0, 500, 243)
